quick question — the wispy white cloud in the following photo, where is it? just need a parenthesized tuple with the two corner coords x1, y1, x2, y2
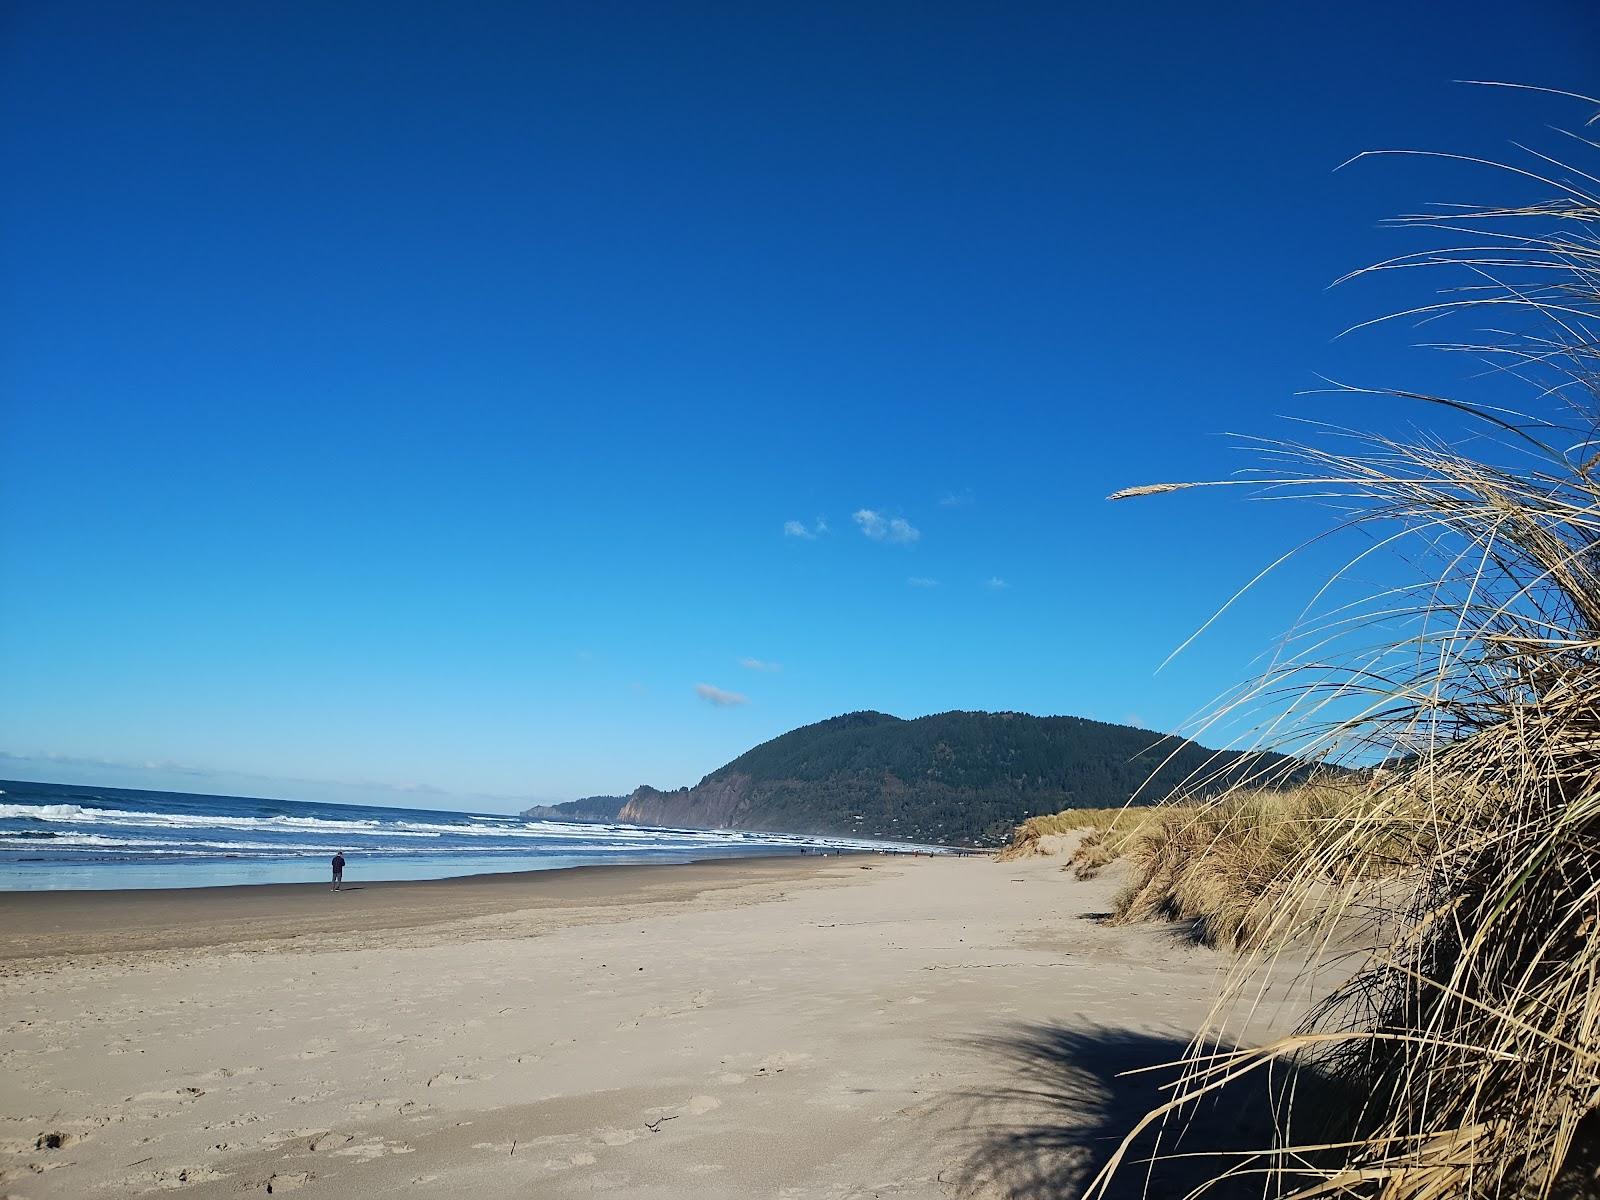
(907, 576, 940, 588)
(739, 657, 782, 672)
(984, 577, 1010, 590)
(784, 518, 828, 540)
(694, 683, 749, 707)
(853, 509, 920, 544)
(939, 488, 974, 508)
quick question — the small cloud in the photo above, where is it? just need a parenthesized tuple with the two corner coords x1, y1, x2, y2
(694, 682, 749, 707)
(784, 518, 827, 540)
(739, 657, 782, 672)
(853, 509, 920, 544)
(939, 488, 974, 508)
(907, 576, 940, 588)
(984, 577, 1010, 590)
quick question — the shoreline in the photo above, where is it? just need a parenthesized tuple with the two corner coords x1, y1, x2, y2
(0, 853, 865, 964)
(0, 843, 890, 896)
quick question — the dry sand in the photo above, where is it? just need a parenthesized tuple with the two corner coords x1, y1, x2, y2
(0, 853, 1314, 1198)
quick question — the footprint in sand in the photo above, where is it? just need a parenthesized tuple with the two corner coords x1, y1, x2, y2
(262, 1169, 314, 1193)
(425, 1071, 484, 1088)
(333, 1139, 414, 1160)
(257, 1128, 325, 1149)
(2, 1160, 71, 1179)
(128, 1088, 205, 1104)
(751, 1051, 810, 1078)
(287, 1089, 337, 1106)
(202, 1112, 264, 1132)
(192, 1066, 259, 1084)
(620, 990, 713, 1028)
(125, 1088, 204, 1113)
(641, 1095, 723, 1130)
(130, 1164, 230, 1190)
(32, 1130, 85, 1150)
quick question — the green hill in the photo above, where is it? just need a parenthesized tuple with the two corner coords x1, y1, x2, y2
(618, 710, 1311, 845)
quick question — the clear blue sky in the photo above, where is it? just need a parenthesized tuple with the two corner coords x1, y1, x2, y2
(3, 2, 1596, 810)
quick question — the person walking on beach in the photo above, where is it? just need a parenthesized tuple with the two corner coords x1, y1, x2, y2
(331, 852, 345, 891)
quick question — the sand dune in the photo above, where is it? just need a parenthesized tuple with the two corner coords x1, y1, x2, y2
(0, 855, 1308, 1198)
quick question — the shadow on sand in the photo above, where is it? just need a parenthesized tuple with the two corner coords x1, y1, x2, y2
(952, 1022, 1315, 1199)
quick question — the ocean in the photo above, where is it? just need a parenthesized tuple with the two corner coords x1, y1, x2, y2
(0, 779, 919, 891)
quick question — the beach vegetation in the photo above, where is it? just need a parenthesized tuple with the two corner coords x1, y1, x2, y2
(1084, 90, 1600, 1196)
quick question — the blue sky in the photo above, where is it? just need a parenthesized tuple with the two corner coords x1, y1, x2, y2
(3, 2, 1596, 810)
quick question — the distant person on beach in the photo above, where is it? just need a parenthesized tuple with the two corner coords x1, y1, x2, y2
(331, 852, 345, 891)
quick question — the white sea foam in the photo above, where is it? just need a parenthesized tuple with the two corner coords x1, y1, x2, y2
(0, 803, 755, 844)
(0, 803, 87, 820)
(0, 803, 430, 837)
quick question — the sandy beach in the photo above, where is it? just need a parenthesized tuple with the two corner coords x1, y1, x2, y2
(0, 853, 1310, 1199)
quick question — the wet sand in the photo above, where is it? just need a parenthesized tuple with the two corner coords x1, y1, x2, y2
(0, 856, 852, 963)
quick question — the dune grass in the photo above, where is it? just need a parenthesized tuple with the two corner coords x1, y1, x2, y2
(1005, 776, 1382, 948)
(996, 803, 1184, 862)
(1082, 90, 1600, 1196)
(1107, 776, 1382, 950)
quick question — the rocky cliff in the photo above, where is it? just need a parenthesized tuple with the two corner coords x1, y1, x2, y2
(617, 776, 754, 829)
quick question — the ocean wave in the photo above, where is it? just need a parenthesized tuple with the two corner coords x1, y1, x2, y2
(0, 798, 935, 875)
(0, 803, 87, 821)
(0, 839, 786, 863)
(0, 801, 753, 845)
(0, 838, 736, 857)
(0, 803, 440, 837)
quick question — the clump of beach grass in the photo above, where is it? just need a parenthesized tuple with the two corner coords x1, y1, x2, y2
(1086, 88, 1600, 1197)
(1108, 776, 1377, 950)
(997, 804, 1188, 864)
